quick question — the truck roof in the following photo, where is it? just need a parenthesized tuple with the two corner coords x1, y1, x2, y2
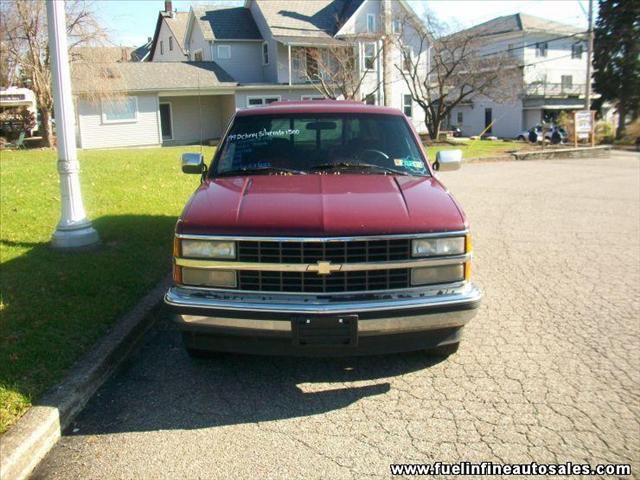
(235, 99, 404, 117)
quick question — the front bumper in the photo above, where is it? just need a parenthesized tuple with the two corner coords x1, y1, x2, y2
(165, 283, 482, 355)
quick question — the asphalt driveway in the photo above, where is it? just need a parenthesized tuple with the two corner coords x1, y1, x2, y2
(32, 151, 640, 479)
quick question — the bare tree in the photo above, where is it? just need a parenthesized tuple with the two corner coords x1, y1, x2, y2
(295, 40, 384, 101)
(1, 0, 110, 147)
(393, 12, 519, 140)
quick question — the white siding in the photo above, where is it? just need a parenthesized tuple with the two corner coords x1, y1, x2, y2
(151, 19, 188, 62)
(186, 20, 211, 60)
(159, 95, 236, 145)
(249, 0, 279, 82)
(449, 98, 524, 139)
(77, 94, 161, 149)
(211, 42, 264, 83)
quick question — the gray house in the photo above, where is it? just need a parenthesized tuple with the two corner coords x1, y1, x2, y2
(73, 0, 429, 149)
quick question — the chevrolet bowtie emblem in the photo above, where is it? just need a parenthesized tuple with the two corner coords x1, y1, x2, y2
(307, 261, 342, 276)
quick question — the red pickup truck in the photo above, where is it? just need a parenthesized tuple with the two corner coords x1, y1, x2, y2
(165, 101, 481, 357)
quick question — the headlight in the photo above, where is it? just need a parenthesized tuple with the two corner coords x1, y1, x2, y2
(181, 268, 237, 288)
(181, 240, 236, 259)
(412, 237, 465, 257)
(411, 265, 464, 286)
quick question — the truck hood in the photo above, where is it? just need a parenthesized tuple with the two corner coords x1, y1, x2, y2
(179, 175, 466, 236)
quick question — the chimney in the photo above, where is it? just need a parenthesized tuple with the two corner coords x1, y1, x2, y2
(164, 1, 172, 13)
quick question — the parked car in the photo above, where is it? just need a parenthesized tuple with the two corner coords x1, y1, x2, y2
(165, 101, 481, 357)
(518, 125, 567, 144)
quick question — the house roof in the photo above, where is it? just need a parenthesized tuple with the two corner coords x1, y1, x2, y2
(457, 13, 583, 38)
(149, 11, 190, 60)
(72, 62, 237, 94)
(192, 6, 262, 40)
(255, 0, 364, 39)
(131, 39, 153, 62)
(72, 46, 133, 63)
(164, 11, 190, 49)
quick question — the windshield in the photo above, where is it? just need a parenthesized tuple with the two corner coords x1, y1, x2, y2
(211, 113, 428, 177)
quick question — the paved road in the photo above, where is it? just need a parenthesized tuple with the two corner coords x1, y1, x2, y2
(33, 152, 640, 479)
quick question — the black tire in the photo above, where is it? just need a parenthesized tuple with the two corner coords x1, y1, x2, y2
(517, 135, 525, 141)
(426, 342, 459, 357)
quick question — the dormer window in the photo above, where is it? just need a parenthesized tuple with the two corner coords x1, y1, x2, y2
(160, 40, 164, 55)
(262, 42, 269, 65)
(169, 36, 173, 51)
(367, 14, 376, 33)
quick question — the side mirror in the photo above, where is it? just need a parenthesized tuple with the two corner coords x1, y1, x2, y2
(181, 153, 204, 174)
(433, 149, 462, 172)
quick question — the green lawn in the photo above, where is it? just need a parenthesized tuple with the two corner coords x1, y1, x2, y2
(0, 146, 214, 434)
(427, 139, 526, 160)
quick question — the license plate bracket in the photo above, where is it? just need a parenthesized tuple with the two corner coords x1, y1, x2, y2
(292, 315, 358, 347)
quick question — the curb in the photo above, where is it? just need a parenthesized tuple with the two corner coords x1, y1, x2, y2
(512, 145, 611, 161)
(0, 275, 172, 480)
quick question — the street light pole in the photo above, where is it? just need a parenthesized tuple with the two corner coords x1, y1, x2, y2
(585, 0, 594, 110)
(47, 0, 99, 248)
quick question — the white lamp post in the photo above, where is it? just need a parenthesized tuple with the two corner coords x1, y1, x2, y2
(47, 0, 99, 248)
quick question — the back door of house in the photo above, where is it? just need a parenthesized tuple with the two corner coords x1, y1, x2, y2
(160, 103, 172, 141)
(484, 108, 492, 134)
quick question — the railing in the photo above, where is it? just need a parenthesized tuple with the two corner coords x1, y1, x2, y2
(525, 82, 585, 97)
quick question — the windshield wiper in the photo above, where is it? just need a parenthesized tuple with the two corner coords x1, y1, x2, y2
(218, 166, 307, 176)
(310, 162, 410, 176)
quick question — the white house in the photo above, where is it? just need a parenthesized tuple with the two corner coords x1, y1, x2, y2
(72, 0, 430, 149)
(447, 13, 592, 139)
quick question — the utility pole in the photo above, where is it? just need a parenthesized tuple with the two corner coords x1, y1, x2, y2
(47, 0, 99, 248)
(585, 0, 594, 110)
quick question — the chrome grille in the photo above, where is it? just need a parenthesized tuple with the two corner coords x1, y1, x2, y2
(238, 269, 411, 293)
(237, 239, 411, 263)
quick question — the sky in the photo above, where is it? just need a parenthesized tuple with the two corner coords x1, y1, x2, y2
(95, 0, 595, 47)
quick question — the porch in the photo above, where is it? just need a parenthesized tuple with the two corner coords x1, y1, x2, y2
(158, 94, 235, 146)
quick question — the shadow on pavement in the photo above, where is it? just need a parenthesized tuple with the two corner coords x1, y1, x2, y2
(67, 306, 446, 435)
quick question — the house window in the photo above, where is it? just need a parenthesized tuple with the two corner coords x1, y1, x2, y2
(262, 42, 269, 65)
(402, 47, 412, 71)
(535, 42, 548, 57)
(101, 96, 138, 124)
(571, 42, 583, 59)
(193, 49, 203, 61)
(457, 111, 463, 125)
(306, 49, 319, 78)
(402, 94, 412, 117)
(392, 19, 402, 34)
(364, 94, 375, 105)
(246, 96, 281, 108)
(169, 36, 173, 51)
(217, 45, 231, 59)
(301, 95, 325, 100)
(160, 40, 164, 55)
(561, 75, 573, 91)
(367, 14, 376, 33)
(364, 43, 376, 70)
